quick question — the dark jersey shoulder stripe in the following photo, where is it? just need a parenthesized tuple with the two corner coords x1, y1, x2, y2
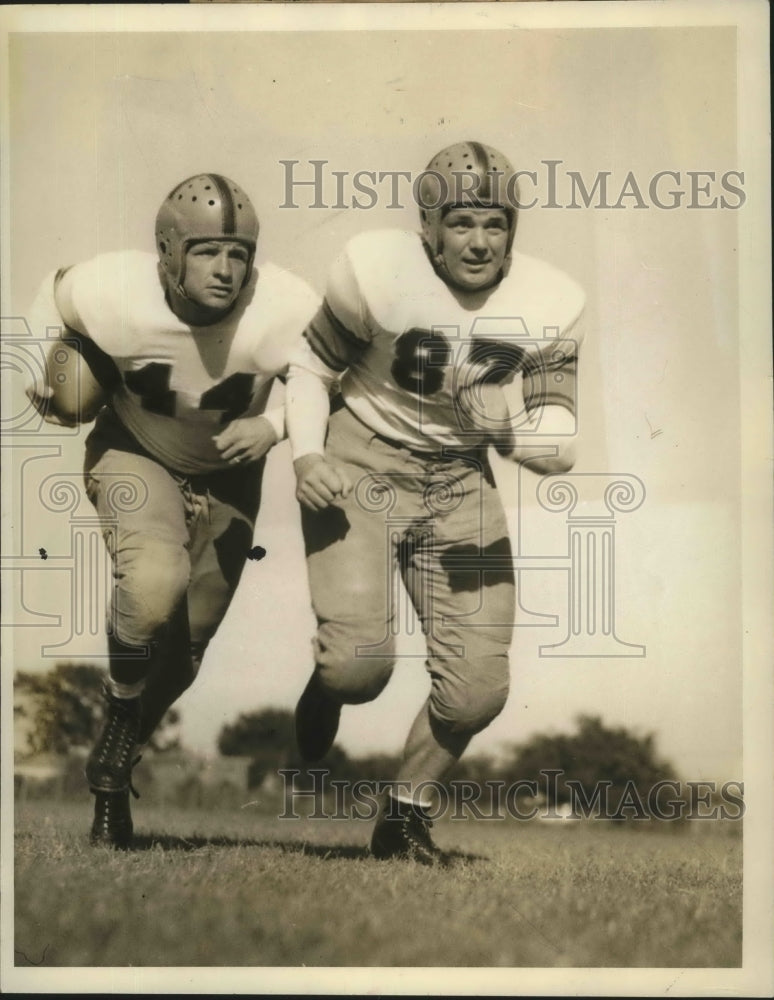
(523, 356, 577, 415)
(304, 324, 349, 373)
(302, 298, 370, 373)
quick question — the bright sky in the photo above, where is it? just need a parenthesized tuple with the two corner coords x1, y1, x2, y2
(3, 19, 753, 783)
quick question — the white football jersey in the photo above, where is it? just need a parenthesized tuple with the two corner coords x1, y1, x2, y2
(53, 251, 320, 473)
(303, 230, 585, 452)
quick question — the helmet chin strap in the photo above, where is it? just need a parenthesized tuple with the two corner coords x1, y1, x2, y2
(160, 240, 255, 300)
(157, 263, 189, 307)
(158, 265, 224, 325)
(420, 201, 516, 292)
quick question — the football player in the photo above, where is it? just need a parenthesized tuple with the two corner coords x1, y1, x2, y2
(26, 173, 319, 848)
(286, 141, 585, 863)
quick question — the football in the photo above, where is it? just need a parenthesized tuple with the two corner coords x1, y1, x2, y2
(48, 331, 110, 423)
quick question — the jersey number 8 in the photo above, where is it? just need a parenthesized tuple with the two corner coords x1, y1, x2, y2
(391, 329, 526, 396)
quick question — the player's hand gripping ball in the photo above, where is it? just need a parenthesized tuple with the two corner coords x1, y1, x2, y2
(24, 384, 78, 427)
(26, 339, 107, 426)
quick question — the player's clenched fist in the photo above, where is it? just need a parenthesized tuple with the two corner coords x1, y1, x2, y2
(212, 415, 279, 466)
(294, 453, 353, 510)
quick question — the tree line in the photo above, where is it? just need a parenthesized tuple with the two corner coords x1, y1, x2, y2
(15, 662, 680, 807)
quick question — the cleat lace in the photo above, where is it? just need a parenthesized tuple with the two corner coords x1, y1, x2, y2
(90, 790, 134, 849)
(85, 688, 141, 791)
(371, 801, 447, 865)
(405, 813, 439, 855)
(94, 699, 138, 767)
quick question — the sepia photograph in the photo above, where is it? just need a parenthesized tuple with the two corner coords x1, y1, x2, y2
(1, 1, 771, 995)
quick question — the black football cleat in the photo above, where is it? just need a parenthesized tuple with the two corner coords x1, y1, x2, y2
(85, 686, 142, 792)
(90, 789, 135, 850)
(370, 798, 449, 866)
(294, 673, 341, 762)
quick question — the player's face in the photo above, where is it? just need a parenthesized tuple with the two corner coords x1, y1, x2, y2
(182, 240, 250, 312)
(439, 208, 509, 291)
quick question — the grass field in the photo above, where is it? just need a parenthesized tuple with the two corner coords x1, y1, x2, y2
(14, 796, 742, 969)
